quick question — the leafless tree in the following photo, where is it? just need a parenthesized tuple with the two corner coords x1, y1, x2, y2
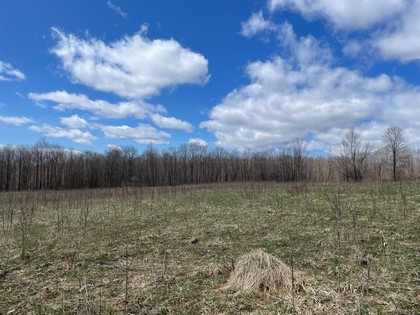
(331, 128, 373, 181)
(0, 145, 16, 191)
(371, 147, 388, 181)
(382, 126, 408, 181)
(283, 138, 308, 181)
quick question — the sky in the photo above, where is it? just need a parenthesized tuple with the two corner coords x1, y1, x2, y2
(1, 0, 420, 154)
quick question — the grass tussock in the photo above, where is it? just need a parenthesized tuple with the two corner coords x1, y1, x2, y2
(226, 249, 293, 292)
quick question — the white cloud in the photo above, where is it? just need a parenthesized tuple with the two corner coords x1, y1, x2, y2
(60, 114, 89, 129)
(269, 0, 409, 30)
(150, 113, 194, 132)
(99, 124, 171, 144)
(107, 0, 127, 18)
(0, 61, 26, 81)
(107, 144, 122, 151)
(28, 91, 165, 119)
(277, 22, 333, 64)
(29, 124, 96, 145)
(50, 28, 209, 99)
(188, 138, 208, 147)
(310, 123, 387, 154)
(240, 19, 333, 65)
(374, 1, 420, 62)
(201, 26, 420, 150)
(0, 115, 33, 126)
(241, 11, 275, 37)
(342, 40, 362, 57)
(268, 0, 420, 63)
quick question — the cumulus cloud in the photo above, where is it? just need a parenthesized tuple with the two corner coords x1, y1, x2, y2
(29, 124, 96, 145)
(150, 113, 194, 132)
(99, 124, 171, 144)
(60, 114, 89, 129)
(0, 61, 26, 81)
(0, 115, 33, 126)
(107, 0, 127, 18)
(374, 1, 420, 62)
(201, 25, 420, 150)
(50, 28, 209, 99)
(268, 0, 420, 63)
(188, 138, 208, 147)
(241, 11, 275, 37)
(28, 91, 165, 119)
(269, 0, 409, 30)
(277, 22, 333, 64)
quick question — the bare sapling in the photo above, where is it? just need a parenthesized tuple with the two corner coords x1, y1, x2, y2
(17, 195, 36, 259)
(0, 203, 4, 234)
(80, 200, 92, 234)
(398, 181, 410, 219)
(123, 245, 133, 314)
(6, 193, 15, 230)
(84, 277, 90, 314)
(324, 187, 344, 313)
(53, 196, 65, 236)
(348, 200, 358, 244)
(290, 256, 296, 314)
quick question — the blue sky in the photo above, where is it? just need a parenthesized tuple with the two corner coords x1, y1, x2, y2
(1, 0, 420, 153)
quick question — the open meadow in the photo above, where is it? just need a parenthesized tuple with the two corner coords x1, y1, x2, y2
(1, 182, 419, 314)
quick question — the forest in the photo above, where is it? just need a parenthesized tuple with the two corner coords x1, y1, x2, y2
(0, 127, 418, 191)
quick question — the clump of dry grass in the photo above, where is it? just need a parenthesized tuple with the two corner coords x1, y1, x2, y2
(226, 249, 293, 292)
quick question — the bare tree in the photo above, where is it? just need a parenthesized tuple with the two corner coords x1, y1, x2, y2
(121, 146, 137, 185)
(283, 138, 308, 181)
(331, 128, 373, 181)
(382, 126, 408, 181)
(371, 147, 388, 181)
(0, 145, 16, 191)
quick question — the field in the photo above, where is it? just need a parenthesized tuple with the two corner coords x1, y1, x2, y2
(1, 182, 419, 314)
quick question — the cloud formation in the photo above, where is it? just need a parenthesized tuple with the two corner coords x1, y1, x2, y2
(373, 1, 420, 62)
(0, 61, 26, 81)
(268, 0, 420, 63)
(28, 91, 165, 119)
(60, 114, 89, 129)
(201, 24, 420, 150)
(107, 0, 127, 18)
(241, 11, 275, 37)
(50, 28, 209, 99)
(269, 0, 409, 30)
(0, 115, 33, 126)
(29, 124, 96, 145)
(25, 29, 210, 147)
(99, 124, 171, 144)
(150, 114, 194, 132)
(188, 138, 208, 147)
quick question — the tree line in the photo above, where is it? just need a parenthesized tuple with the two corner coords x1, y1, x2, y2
(0, 126, 419, 191)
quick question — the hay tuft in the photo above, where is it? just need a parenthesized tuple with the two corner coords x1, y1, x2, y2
(226, 249, 292, 292)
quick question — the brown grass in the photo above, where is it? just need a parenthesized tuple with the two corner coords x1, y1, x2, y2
(226, 249, 293, 292)
(1, 182, 419, 313)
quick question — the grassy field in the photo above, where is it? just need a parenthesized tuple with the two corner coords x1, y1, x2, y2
(0, 182, 419, 314)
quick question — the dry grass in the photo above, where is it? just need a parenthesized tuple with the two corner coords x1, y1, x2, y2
(0, 181, 419, 314)
(226, 249, 292, 292)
